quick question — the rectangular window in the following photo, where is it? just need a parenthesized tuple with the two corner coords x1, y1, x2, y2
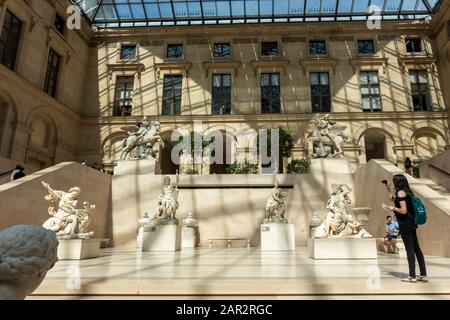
(310, 72, 331, 113)
(212, 74, 231, 115)
(409, 70, 431, 111)
(359, 71, 381, 112)
(43, 48, 61, 98)
(357, 40, 375, 55)
(261, 73, 280, 113)
(309, 40, 326, 55)
(167, 44, 183, 59)
(405, 38, 422, 53)
(53, 13, 65, 35)
(162, 75, 182, 115)
(113, 76, 134, 116)
(261, 42, 278, 56)
(0, 10, 23, 70)
(120, 45, 136, 61)
(214, 43, 231, 58)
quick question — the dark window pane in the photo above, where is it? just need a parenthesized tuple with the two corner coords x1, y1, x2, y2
(357, 40, 375, 54)
(212, 74, 231, 115)
(167, 44, 183, 59)
(214, 43, 230, 57)
(120, 45, 136, 60)
(406, 38, 422, 53)
(309, 40, 326, 55)
(261, 73, 280, 114)
(409, 70, 430, 111)
(359, 71, 381, 112)
(43, 48, 61, 98)
(162, 75, 183, 115)
(0, 10, 22, 70)
(113, 76, 134, 116)
(54, 13, 65, 35)
(310, 72, 330, 112)
(261, 42, 278, 56)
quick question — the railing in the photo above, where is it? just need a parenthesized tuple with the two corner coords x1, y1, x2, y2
(429, 163, 450, 177)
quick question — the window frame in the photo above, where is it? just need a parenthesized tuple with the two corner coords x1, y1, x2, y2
(359, 71, 382, 112)
(113, 76, 134, 116)
(53, 13, 65, 37)
(213, 43, 231, 58)
(43, 48, 62, 98)
(162, 74, 183, 116)
(409, 70, 431, 111)
(261, 41, 279, 57)
(0, 9, 23, 71)
(405, 38, 423, 54)
(211, 74, 232, 115)
(357, 39, 375, 55)
(310, 72, 331, 113)
(260, 73, 281, 114)
(309, 40, 327, 56)
(166, 43, 184, 60)
(120, 45, 137, 61)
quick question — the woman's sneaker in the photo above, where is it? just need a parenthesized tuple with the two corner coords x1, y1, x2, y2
(417, 276, 429, 282)
(401, 277, 417, 283)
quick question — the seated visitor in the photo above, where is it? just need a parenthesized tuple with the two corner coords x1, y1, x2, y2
(10, 165, 25, 181)
(384, 215, 399, 241)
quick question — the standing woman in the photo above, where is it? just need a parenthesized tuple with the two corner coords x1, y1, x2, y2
(385, 174, 428, 283)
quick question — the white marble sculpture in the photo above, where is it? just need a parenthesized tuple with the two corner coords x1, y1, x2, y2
(41, 181, 95, 240)
(264, 178, 288, 224)
(120, 116, 164, 161)
(150, 175, 180, 225)
(306, 114, 351, 159)
(0, 224, 58, 300)
(309, 212, 322, 237)
(314, 184, 372, 238)
(182, 212, 198, 227)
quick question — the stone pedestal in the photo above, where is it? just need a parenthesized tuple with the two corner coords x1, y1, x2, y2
(142, 225, 181, 252)
(181, 226, 196, 248)
(57, 239, 101, 260)
(115, 159, 157, 175)
(261, 224, 295, 251)
(308, 238, 377, 259)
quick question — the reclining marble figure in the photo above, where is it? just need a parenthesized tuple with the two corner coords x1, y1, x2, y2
(314, 184, 372, 238)
(0, 224, 58, 300)
(41, 181, 95, 240)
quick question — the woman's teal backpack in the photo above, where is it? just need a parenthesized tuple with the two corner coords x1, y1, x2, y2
(409, 194, 427, 225)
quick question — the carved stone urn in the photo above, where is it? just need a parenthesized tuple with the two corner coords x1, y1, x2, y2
(309, 212, 322, 238)
(352, 207, 372, 231)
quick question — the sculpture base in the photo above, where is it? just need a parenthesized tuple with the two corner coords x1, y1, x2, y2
(308, 238, 377, 259)
(181, 226, 196, 248)
(261, 224, 295, 251)
(142, 225, 181, 252)
(57, 239, 101, 260)
(114, 159, 157, 175)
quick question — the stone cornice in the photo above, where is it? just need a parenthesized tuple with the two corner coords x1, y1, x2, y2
(202, 60, 241, 78)
(250, 59, 289, 76)
(107, 63, 146, 79)
(154, 61, 193, 79)
(90, 21, 433, 44)
(349, 57, 389, 73)
(80, 111, 448, 126)
(299, 58, 339, 75)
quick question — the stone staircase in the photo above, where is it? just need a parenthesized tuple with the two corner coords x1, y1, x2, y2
(416, 178, 450, 200)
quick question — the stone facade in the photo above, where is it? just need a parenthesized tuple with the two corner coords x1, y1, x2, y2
(0, 0, 449, 175)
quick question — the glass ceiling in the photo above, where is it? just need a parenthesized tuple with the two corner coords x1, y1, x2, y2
(71, 0, 442, 28)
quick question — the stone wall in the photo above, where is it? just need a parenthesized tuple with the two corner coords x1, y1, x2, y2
(0, 162, 112, 240)
(354, 159, 450, 257)
(419, 149, 450, 191)
(111, 159, 355, 248)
